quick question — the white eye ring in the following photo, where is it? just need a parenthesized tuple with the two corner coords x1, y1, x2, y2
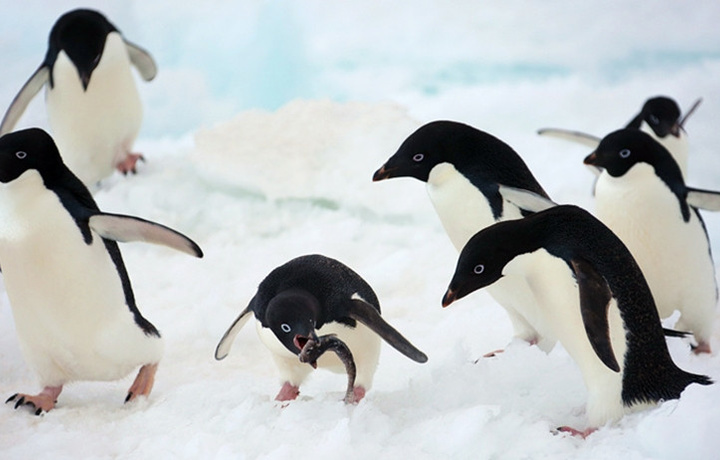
(15, 151, 27, 159)
(280, 323, 291, 333)
(412, 153, 424, 162)
(619, 149, 631, 159)
(473, 264, 485, 274)
(649, 115, 659, 125)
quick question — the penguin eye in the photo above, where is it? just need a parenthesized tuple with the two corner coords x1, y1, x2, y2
(649, 115, 659, 125)
(15, 151, 27, 160)
(412, 153, 424, 162)
(280, 323, 291, 333)
(619, 149, 631, 159)
(473, 264, 485, 274)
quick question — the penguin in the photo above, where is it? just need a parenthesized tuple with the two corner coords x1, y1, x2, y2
(0, 128, 203, 415)
(373, 121, 557, 352)
(215, 254, 428, 403)
(0, 8, 157, 187)
(538, 96, 700, 179)
(584, 128, 720, 354)
(442, 204, 712, 433)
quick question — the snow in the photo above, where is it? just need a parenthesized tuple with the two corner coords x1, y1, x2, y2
(1, 0, 719, 458)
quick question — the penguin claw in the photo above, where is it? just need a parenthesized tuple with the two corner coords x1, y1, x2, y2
(5, 393, 19, 404)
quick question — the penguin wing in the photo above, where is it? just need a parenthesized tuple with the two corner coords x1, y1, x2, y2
(570, 257, 621, 372)
(0, 65, 49, 135)
(537, 128, 601, 148)
(124, 40, 157, 81)
(680, 98, 702, 129)
(89, 213, 203, 257)
(686, 187, 720, 211)
(345, 299, 428, 363)
(499, 185, 557, 214)
(215, 305, 254, 360)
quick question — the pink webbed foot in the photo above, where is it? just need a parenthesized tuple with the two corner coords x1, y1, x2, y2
(116, 153, 145, 175)
(6, 385, 63, 415)
(275, 382, 300, 402)
(344, 386, 366, 404)
(692, 341, 711, 355)
(556, 426, 597, 438)
(125, 363, 158, 403)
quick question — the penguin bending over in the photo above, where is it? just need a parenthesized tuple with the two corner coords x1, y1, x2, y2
(215, 254, 428, 403)
(539, 96, 700, 179)
(0, 128, 203, 415)
(585, 129, 720, 354)
(0, 8, 157, 187)
(443, 204, 712, 432)
(373, 121, 556, 352)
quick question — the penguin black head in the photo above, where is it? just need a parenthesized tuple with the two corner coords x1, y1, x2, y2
(583, 129, 679, 178)
(0, 128, 66, 184)
(638, 96, 682, 138)
(46, 9, 118, 90)
(264, 289, 322, 355)
(442, 222, 519, 307)
(373, 121, 467, 182)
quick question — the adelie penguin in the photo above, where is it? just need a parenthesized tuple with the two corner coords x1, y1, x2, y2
(0, 128, 203, 415)
(442, 204, 712, 434)
(215, 254, 428, 403)
(538, 95, 701, 179)
(585, 128, 720, 354)
(373, 121, 557, 352)
(0, 8, 157, 187)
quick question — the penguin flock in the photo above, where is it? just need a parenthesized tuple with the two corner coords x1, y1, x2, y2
(0, 8, 716, 438)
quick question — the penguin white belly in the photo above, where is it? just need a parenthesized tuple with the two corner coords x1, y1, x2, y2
(594, 166, 717, 341)
(256, 320, 381, 389)
(427, 163, 548, 345)
(46, 33, 142, 185)
(0, 172, 162, 387)
(509, 250, 627, 426)
(640, 124, 688, 178)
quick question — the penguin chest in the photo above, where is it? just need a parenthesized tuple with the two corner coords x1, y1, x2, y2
(426, 163, 523, 250)
(594, 167, 715, 317)
(46, 33, 143, 184)
(0, 175, 159, 384)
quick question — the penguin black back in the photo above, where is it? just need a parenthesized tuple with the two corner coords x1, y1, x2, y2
(251, 254, 381, 330)
(449, 205, 712, 405)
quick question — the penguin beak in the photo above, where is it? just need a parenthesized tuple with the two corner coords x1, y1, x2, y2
(583, 151, 598, 166)
(372, 165, 394, 181)
(669, 122, 681, 138)
(293, 334, 310, 352)
(442, 288, 457, 308)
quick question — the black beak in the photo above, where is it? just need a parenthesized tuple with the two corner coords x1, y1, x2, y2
(372, 165, 394, 181)
(442, 288, 457, 308)
(583, 151, 598, 166)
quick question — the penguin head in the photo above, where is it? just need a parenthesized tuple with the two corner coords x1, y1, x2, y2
(639, 96, 682, 138)
(47, 9, 118, 90)
(442, 224, 515, 307)
(0, 128, 66, 184)
(583, 129, 676, 178)
(264, 289, 322, 355)
(373, 121, 474, 182)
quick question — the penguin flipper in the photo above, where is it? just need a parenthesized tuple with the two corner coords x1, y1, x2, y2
(499, 185, 557, 214)
(88, 213, 203, 257)
(686, 187, 720, 211)
(124, 40, 157, 81)
(570, 257, 621, 373)
(537, 128, 601, 148)
(215, 305, 254, 360)
(0, 65, 48, 135)
(346, 299, 428, 363)
(679, 98, 702, 129)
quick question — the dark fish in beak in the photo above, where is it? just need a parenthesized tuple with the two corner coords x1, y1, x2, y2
(298, 333, 357, 403)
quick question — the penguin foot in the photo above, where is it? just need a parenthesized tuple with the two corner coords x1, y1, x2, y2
(116, 153, 145, 175)
(5, 385, 63, 415)
(691, 341, 711, 354)
(556, 426, 597, 438)
(275, 382, 300, 401)
(125, 363, 158, 403)
(344, 386, 366, 404)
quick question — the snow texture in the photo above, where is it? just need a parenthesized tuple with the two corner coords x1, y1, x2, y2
(0, 1, 719, 458)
